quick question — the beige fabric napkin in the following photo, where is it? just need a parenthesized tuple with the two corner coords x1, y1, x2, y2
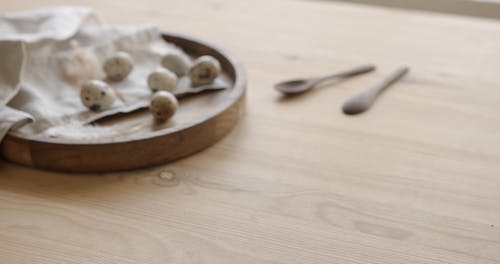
(0, 6, 227, 141)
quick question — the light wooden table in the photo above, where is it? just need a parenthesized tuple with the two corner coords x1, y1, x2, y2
(1, 0, 500, 263)
(334, 0, 500, 20)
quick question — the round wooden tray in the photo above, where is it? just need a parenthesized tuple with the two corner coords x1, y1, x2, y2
(0, 33, 246, 172)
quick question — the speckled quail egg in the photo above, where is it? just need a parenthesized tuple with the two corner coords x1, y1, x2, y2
(188, 55, 221, 86)
(80, 80, 115, 111)
(150, 91, 178, 122)
(161, 51, 191, 77)
(147, 68, 178, 93)
(102, 51, 134, 81)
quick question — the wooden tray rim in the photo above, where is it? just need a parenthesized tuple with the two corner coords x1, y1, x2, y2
(4, 32, 246, 146)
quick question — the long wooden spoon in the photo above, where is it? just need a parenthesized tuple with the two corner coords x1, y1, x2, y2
(342, 66, 409, 115)
(274, 64, 376, 95)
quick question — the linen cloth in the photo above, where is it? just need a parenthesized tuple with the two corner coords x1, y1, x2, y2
(0, 6, 226, 142)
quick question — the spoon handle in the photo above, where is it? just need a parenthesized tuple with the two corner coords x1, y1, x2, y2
(364, 66, 409, 99)
(370, 66, 410, 96)
(342, 66, 409, 115)
(316, 64, 376, 84)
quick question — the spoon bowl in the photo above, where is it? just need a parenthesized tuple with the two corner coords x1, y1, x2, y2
(275, 79, 315, 94)
(342, 66, 409, 115)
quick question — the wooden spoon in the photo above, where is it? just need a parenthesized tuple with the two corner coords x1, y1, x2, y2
(342, 66, 409, 115)
(274, 64, 376, 95)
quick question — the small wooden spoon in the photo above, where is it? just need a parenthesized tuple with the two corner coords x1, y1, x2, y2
(274, 64, 376, 95)
(342, 66, 409, 115)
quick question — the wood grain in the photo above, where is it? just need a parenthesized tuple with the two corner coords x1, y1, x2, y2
(1, 0, 500, 263)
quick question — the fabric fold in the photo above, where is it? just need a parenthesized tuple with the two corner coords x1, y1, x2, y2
(0, 7, 229, 143)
